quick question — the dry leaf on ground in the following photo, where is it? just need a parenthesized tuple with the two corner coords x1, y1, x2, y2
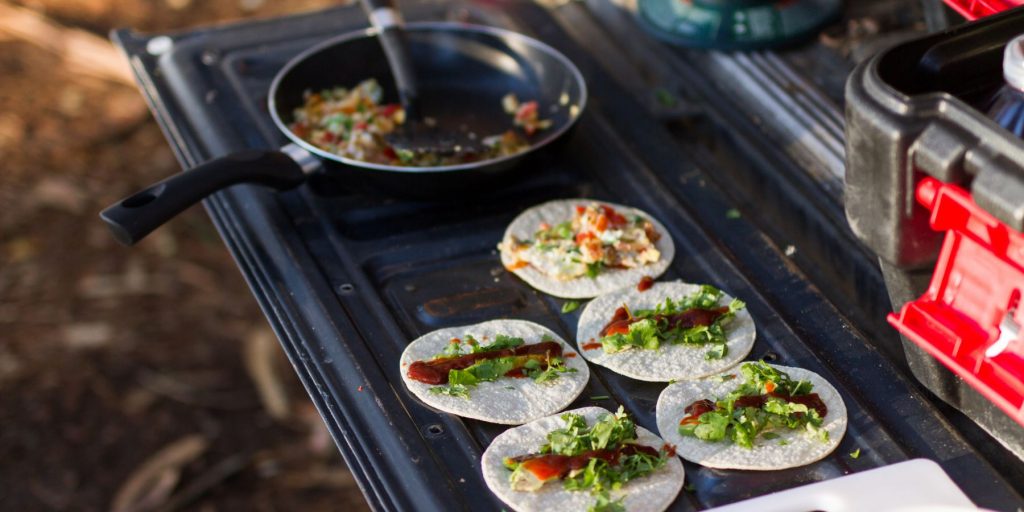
(111, 434, 209, 512)
(244, 327, 290, 421)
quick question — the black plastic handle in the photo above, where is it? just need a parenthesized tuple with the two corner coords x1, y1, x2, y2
(358, 0, 419, 118)
(100, 149, 306, 246)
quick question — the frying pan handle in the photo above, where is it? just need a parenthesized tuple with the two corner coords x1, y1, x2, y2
(100, 149, 306, 246)
(359, 0, 419, 117)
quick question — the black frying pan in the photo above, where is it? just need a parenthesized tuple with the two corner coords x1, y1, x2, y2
(100, 22, 587, 245)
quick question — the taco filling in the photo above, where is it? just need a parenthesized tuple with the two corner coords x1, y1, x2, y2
(502, 407, 670, 508)
(289, 79, 547, 166)
(591, 285, 745, 360)
(678, 362, 829, 449)
(408, 334, 576, 398)
(501, 203, 663, 281)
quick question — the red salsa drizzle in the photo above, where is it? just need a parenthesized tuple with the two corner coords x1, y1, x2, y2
(581, 342, 603, 351)
(637, 276, 655, 292)
(680, 392, 828, 424)
(679, 399, 716, 426)
(662, 443, 677, 457)
(407, 341, 562, 385)
(508, 444, 660, 481)
(600, 306, 730, 337)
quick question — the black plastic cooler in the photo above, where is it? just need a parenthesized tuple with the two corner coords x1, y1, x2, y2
(845, 7, 1024, 460)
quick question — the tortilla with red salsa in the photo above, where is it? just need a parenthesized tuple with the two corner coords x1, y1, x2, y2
(482, 406, 684, 512)
(576, 280, 755, 382)
(400, 319, 589, 424)
(656, 362, 847, 470)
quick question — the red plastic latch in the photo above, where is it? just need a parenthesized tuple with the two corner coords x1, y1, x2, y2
(888, 177, 1024, 427)
(942, 0, 1024, 20)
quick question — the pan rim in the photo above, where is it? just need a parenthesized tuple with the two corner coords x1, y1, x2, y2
(268, 21, 588, 174)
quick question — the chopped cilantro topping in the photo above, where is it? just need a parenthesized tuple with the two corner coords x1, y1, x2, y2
(429, 384, 469, 398)
(562, 300, 581, 314)
(434, 334, 523, 359)
(585, 261, 604, 279)
(395, 148, 415, 163)
(850, 448, 861, 459)
(588, 492, 625, 512)
(602, 319, 660, 353)
(477, 334, 525, 353)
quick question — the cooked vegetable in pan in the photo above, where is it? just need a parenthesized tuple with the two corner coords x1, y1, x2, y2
(288, 79, 547, 166)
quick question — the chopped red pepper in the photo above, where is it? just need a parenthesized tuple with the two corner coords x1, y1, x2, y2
(515, 101, 538, 122)
(601, 205, 628, 226)
(575, 231, 595, 245)
(379, 103, 401, 117)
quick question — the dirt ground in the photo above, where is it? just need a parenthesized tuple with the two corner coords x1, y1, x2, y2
(0, 1, 371, 510)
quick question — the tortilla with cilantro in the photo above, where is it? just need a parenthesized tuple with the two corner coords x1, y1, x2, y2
(498, 199, 674, 299)
(576, 281, 755, 382)
(656, 362, 847, 470)
(482, 406, 684, 512)
(400, 320, 589, 425)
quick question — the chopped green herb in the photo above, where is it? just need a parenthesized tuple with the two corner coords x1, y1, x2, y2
(588, 492, 625, 512)
(536, 221, 574, 241)
(439, 339, 464, 358)
(585, 261, 604, 279)
(590, 395, 610, 401)
(850, 448, 861, 459)
(562, 300, 581, 314)
(725, 208, 741, 219)
(778, 439, 789, 446)
(527, 354, 577, 383)
(477, 334, 524, 353)
(429, 384, 469, 398)
(704, 343, 728, 360)
(395, 148, 415, 163)
(761, 432, 780, 440)
(601, 318, 660, 353)
(654, 88, 678, 107)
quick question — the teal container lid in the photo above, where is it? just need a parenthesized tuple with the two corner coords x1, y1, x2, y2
(636, 0, 842, 50)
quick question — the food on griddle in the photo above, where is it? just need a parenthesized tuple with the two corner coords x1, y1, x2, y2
(399, 319, 589, 425)
(576, 281, 755, 382)
(656, 362, 848, 470)
(481, 406, 684, 512)
(288, 79, 547, 166)
(498, 200, 675, 299)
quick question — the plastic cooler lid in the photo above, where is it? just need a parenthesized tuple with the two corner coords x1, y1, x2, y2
(888, 178, 1024, 428)
(943, 0, 1024, 20)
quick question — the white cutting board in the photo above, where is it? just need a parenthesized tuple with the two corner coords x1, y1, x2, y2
(704, 459, 977, 512)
